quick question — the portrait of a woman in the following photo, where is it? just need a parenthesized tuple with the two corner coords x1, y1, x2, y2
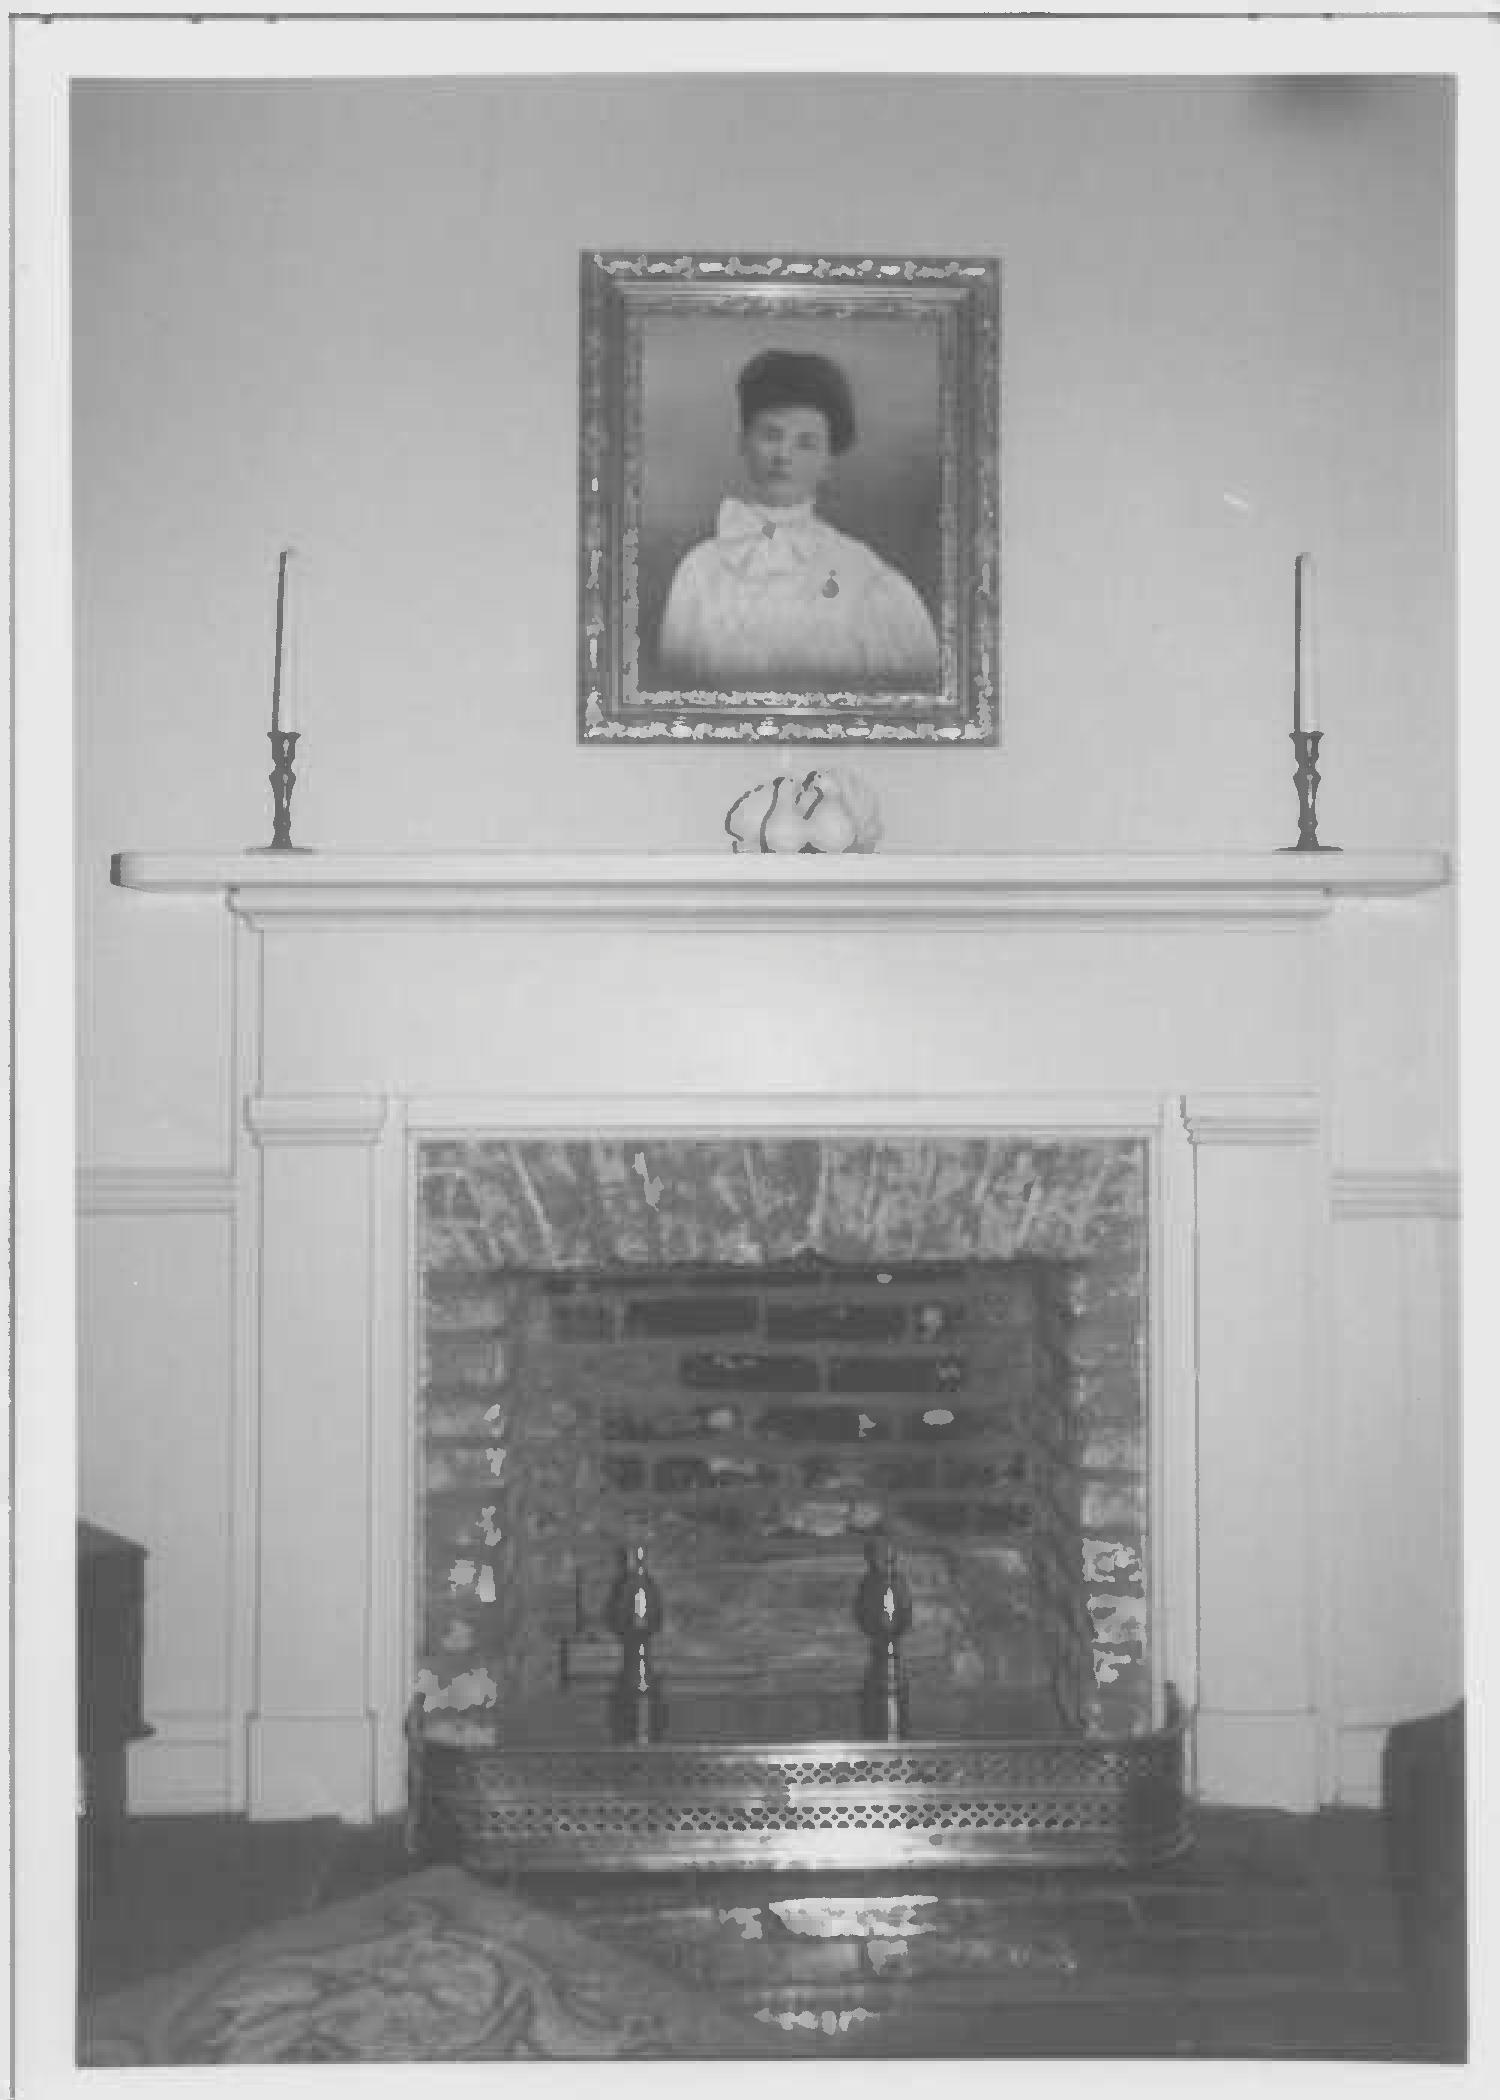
(655, 349, 941, 693)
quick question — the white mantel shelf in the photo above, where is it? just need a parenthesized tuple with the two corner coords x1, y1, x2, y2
(110, 849, 1451, 922)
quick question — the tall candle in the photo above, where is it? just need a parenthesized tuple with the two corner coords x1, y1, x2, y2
(1294, 552, 1319, 734)
(271, 546, 309, 735)
(269, 548, 291, 736)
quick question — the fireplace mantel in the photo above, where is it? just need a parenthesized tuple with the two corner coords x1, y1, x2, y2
(105, 836, 1453, 1827)
(111, 847, 1450, 922)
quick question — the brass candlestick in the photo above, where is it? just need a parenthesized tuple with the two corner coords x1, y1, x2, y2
(855, 1537, 912, 1741)
(266, 728, 303, 851)
(253, 549, 313, 852)
(604, 1542, 666, 1745)
(1282, 729, 1341, 853)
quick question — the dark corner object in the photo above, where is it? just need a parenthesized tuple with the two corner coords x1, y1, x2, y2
(1382, 1700, 1467, 2062)
(78, 1521, 154, 1880)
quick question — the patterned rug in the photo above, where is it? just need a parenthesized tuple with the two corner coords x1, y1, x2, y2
(79, 1865, 759, 2063)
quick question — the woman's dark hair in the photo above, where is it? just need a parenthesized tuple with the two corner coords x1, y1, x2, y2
(737, 350, 856, 455)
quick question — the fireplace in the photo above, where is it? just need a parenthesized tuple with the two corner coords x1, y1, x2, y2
(409, 1131, 1187, 1869)
(415, 1136, 1153, 1747)
(113, 846, 1438, 1826)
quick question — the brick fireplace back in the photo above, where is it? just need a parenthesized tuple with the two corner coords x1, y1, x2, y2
(415, 1135, 1152, 1743)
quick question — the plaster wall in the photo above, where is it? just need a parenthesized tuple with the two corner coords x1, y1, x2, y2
(75, 75, 1455, 1161)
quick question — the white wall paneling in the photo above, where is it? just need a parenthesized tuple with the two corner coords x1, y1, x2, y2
(1328, 1189, 1463, 1804)
(127, 1713, 234, 1817)
(77, 1200, 237, 1813)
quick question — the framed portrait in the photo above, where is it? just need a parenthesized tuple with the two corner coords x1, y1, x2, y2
(578, 251, 1000, 744)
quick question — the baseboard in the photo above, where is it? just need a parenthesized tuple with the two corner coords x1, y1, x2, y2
(127, 1714, 237, 1815)
(1334, 1723, 1390, 1808)
(247, 1713, 379, 1822)
(1194, 1708, 1321, 1812)
(131, 1711, 1396, 1819)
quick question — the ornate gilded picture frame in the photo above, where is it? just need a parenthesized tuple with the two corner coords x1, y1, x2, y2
(578, 251, 1000, 743)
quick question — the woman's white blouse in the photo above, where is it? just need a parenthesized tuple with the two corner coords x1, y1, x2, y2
(657, 497, 940, 690)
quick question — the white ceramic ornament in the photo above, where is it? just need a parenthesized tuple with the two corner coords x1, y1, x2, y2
(723, 769, 882, 854)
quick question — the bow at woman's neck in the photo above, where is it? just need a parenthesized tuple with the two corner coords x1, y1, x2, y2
(718, 494, 819, 539)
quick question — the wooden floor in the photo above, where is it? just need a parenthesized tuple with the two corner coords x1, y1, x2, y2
(78, 1804, 1465, 2061)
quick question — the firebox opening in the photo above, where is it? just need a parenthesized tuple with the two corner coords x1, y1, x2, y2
(415, 1136, 1150, 1748)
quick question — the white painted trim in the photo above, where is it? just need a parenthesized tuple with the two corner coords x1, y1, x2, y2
(1334, 1723, 1390, 1808)
(369, 1100, 413, 1818)
(405, 1090, 1178, 1138)
(126, 1713, 234, 1815)
(77, 1165, 236, 1215)
(1181, 1090, 1323, 1147)
(1151, 1093, 1200, 1739)
(235, 896, 1338, 930)
(108, 848, 1451, 923)
(245, 1127, 387, 1823)
(247, 1714, 379, 1822)
(1310, 1090, 1340, 1808)
(226, 913, 264, 1814)
(1331, 1169, 1462, 1219)
(1195, 1709, 1322, 1813)
(246, 1095, 390, 1146)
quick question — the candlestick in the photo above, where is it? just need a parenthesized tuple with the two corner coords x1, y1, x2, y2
(1294, 552, 1319, 735)
(266, 729, 302, 851)
(1281, 729, 1341, 853)
(255, 547, 312, 852)
(1283, 551, 1338, 851)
